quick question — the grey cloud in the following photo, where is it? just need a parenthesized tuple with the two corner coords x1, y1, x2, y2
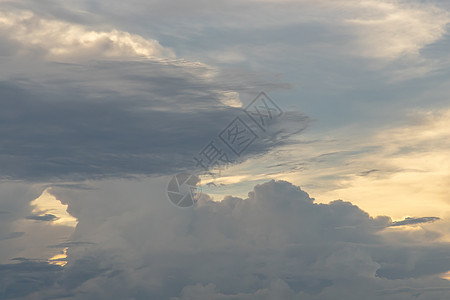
(0, 59, 305, 182)
(377, 286, 450, 297)
(375, 246, 450, 279)
(45, 183, 97, 190)
(0, 232, 25, 241)
(358, 169, 379, 176)
(5, 179, 443, 300)
(1, 2, 450, 300)
(47, 241, 95, 248)
(0, 8, 306, 183)
(25, 214, 59, 222)
(4, 0, 450, 136)
(0, 183, 43, 262)
(0, 182, 76, 268)
(0, 260, 62, 299)
(390, 217, 441, 227)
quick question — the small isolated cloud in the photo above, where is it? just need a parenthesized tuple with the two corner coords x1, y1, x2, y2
(358, 169, 379, 176)
(390, 216, 441, 227)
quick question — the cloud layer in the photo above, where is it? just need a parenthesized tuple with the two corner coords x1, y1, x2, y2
(0, 9, 306, 182)
(1, 1, 450, 299)
(1, 180, 449, 299)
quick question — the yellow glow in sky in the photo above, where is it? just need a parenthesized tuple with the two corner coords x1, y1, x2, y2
(30, 189, 78, 228)
(49, 247, 68, 267)
(199, 109, 450, 221)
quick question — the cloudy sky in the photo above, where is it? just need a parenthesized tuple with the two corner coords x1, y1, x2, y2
(1, 0, 450, 299)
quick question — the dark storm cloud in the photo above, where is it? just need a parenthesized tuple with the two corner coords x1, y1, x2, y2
(0, 60, 306, 182)
(0, 7, 307, 183)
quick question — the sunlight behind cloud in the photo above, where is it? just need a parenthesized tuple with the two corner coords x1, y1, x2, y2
(301, 109, 450, 219)
(49, 247, 68, 267)
(30, 189, 78, 227)
(202, 108, 450, 220)
(218, 90, 242, 107)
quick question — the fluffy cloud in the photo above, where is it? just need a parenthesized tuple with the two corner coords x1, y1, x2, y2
(0, 9, 175, 61)
(1, 179, 448, 299)
(340, 0, 449, 60)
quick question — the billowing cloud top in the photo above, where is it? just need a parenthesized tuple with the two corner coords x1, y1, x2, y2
(2, 180, 449, 299)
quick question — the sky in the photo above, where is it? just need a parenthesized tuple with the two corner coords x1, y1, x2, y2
(1, 0, 450, 299)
